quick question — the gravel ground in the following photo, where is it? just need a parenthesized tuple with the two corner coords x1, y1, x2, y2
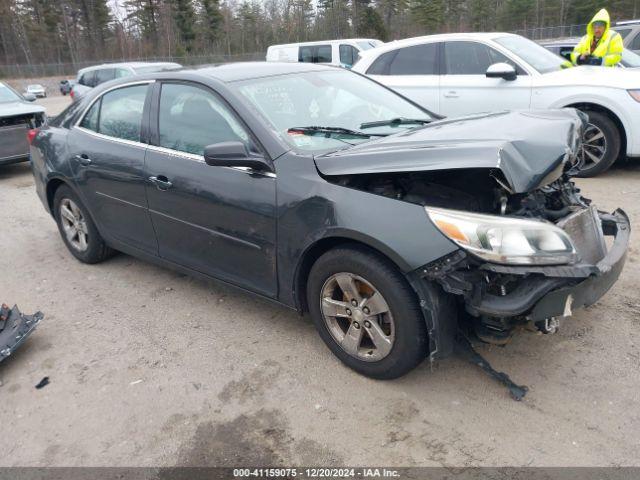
(1, 97, 640, 467)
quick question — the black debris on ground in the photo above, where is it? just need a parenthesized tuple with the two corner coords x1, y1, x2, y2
(0, 303, 44, 363)
(35, 376, 50, 389)
(455, 332, 529, 401)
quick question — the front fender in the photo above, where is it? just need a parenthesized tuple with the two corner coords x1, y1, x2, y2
(275, 153, 459, 307)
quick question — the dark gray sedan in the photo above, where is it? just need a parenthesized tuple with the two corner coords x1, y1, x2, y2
(29, 63, 629, 379)
(1, 81, 46, 165)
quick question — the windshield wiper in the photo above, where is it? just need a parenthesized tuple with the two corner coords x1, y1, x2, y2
(359, 117, 432, 129)
(287, 126, 388, 138)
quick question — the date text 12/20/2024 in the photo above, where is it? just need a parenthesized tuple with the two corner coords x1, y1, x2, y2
(233, 468, 401, 478)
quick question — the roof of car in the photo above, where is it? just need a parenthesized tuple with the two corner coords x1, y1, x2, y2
(78, 61, 180, 74)
(185, 62, 338, 82)
(358, 32, 518, 57)
(538, 37, 580, 45)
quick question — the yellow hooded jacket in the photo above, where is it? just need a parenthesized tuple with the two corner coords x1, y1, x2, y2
(571, 9, 623, 67)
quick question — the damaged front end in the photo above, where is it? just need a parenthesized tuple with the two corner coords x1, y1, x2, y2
(317, 109, 630, 350)
(421, 196, 629, 344)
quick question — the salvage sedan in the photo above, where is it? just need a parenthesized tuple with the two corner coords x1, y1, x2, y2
(29, 63, 629, 379)
(1, 82, 46, 165)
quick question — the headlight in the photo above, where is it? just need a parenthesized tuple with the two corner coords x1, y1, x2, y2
(628, 90, 640, 103)
(426, 207, 577, 265)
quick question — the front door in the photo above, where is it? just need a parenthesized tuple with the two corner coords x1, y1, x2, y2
(144, 82, 278, 297)
(68, 82, 157, 254)
(439, 41, 532, 118)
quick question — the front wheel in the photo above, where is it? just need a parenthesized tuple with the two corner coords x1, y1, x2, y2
(307, 246, 433, 379)
(574, 110, 621, 177)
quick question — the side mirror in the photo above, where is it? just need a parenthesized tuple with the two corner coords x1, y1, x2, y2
(486, 62, 517, 81)
(204, 141, 272, 172)
(23, 93, 36, 102)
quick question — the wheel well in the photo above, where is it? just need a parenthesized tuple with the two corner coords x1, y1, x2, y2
(564, 102, 627, 158)
(294, 237, 403, 313)
(46, 178, 66, 214)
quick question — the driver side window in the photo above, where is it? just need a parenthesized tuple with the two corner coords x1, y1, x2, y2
(158, 83, 251, 156)
(444, 41, 525, 75)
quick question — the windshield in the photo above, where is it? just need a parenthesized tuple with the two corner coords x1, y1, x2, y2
(232, 69, 433, 153)
(0, 83, 21, 103)
(28, 85, 40, 89)
(495, 35, 566, 73)
(622, 49, 640, 68)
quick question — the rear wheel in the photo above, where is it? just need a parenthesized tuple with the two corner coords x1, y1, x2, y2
(575, 110, 620, 177)
(307, 246, 432, 379)
(53, 185, 113, 264)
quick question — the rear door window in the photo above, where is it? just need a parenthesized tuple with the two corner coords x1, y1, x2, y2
(97, 84, 148, 142)
(316, 45, 332, 63)
(631, 32, 640, 50)
(388, 43, 438, 75)
(298, 45, 332, 63)
(299, 46, 313, 63)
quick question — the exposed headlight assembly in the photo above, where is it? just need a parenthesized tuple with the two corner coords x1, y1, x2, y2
(426, 207, 577, 265)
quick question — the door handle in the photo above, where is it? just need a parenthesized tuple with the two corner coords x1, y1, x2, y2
(149, 175, 173, 191)
(74, 154, 92, 166)
(443, 91, 459, 98)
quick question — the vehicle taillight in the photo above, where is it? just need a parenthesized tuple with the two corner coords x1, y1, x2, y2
(70, 89, 74, 99)
(27, 129, 39, 145)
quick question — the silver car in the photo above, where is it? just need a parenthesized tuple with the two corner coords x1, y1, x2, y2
(70, 62, 181, 102)
(616, 20, 640, 54)
(0, 82, 46, 165)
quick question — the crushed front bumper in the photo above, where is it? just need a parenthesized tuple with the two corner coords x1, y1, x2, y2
(526, 209, 629, 321)
(416, 209, 630, 357)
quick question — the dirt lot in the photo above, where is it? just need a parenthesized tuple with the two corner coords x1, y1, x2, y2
(1, 97, 640, 467)
(5, 76, 71, 98)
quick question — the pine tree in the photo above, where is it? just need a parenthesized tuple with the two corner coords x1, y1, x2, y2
(169, 0, 197, 53)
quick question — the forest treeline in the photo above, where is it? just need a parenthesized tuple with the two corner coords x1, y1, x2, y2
(0, 0, 638, 66)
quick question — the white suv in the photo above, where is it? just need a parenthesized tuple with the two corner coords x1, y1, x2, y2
(353, 33, 640, 176)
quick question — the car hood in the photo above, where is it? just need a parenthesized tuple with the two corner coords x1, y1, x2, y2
(0, 100, 45, 117)
(314, 109, 584, 194)
(537, 65, 640, 88)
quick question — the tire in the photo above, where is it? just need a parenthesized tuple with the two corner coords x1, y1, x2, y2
(53, 185, 113, 264)
(574, 110, 620, 178)
(306, 245, 431, 379)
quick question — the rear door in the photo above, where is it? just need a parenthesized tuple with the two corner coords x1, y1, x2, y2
(68, 81, 157, 254)
(365, 43, 441, 114)
(439, 40, 532, 118)
(144, 82, 277, 296)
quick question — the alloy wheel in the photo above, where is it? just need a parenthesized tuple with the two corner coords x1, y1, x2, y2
(59, 198, 89, 252)
(320, 272, 395, 362)
(579, 122, 607, 170)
